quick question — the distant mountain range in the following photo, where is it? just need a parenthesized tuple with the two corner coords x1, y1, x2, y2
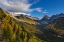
(12, 13, 64, 25)
(39, 13, 64, 24)
(12, 14, 39, 20)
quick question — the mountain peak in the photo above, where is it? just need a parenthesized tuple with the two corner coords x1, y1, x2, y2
(43, 15, 50, 19)
(41, 15, 50, 21)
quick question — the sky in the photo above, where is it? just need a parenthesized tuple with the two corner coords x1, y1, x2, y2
(0, 0, 64, 19)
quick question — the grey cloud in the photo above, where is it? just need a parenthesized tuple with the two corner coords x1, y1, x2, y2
(0, 0, 32, 12)
(0, 0, 48, 14)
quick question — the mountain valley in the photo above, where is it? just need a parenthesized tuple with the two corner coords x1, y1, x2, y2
(0, 8, 64, 42)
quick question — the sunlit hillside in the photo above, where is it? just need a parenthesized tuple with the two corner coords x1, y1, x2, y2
(8, 14, 38, 25)
(0, 8, 44, 42)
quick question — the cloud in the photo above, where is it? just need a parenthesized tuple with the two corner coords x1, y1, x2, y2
(0, 0, 48, 14)
(42, 10, 48, 13)
(35, 8, 42, 12)
(29, 0, 39, 4)
(0, 0, 32, 12)
(35, 8, 48, 13)
(42, 11, 48, 13)
(13, 12, 31, 16)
